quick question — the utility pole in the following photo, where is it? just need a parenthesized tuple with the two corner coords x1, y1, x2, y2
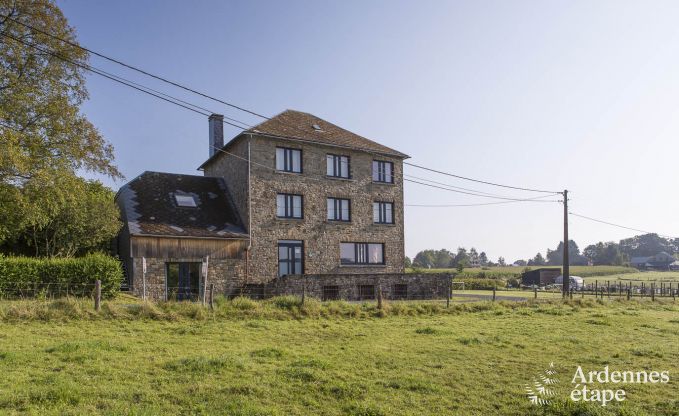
(562, 189, 570, 298)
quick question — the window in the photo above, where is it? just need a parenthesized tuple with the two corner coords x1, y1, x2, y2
(278, 240, 304, 277)
(326, 154, 350, 178)
(276, 147, 302, 173)
(322, 285, 340, 301)
(373, 201, 394, 224)
(340, 243, 385, 265)
(372, 160, 393, 183)
(166, 262, 201, 301)
(358, 285, 375, 300)
(175, 194, 197, 207)
(276, 193, 303, 219)
(394, 284, 408, 300)
(327, 197, 351, 222)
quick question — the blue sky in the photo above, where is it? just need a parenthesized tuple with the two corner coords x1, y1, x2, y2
(59, 0, 679, 261)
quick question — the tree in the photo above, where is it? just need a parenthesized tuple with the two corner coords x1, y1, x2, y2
(452, 247, 469, 267)
(497, 257, 506, 267)
(479, 251, 489, 267)
(0, 0, 121, 249)
(0, 1, 120, 182)
(404, 256, 412, 268)
(413, 250, 436, 268)
(530, 252, 546, 266)
(12, 171, 120, 257)
(513, 259, 527, 266)
(546, 240, 581, 265)
(468, 247, 480, 267)
(619, 234, 674, 257)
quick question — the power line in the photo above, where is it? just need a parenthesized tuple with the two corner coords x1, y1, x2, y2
(404, 178, 561, 202)
(403, 173, 543, 199)
(3, 18, 567, 206)
(569, 212, 678, 240)
(1, 13, 270, 120)
(406, 198, 560, 207)
(404, 161, 561, 194)
(0, 32, 252, 130)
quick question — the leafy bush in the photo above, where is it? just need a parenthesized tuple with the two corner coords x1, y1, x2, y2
(0, 253, 122, 299)
(454, 278, 506, 290)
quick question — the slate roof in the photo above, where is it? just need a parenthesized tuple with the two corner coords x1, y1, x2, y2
(200, 109, 408, 169)
(116, 171, 248, 239)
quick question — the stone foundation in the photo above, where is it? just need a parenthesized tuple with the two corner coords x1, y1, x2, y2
(267, 273, 452, 301)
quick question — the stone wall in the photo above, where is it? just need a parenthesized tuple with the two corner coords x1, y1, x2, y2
(130, 257, 246, 300)
(208, 134, 406, 283)
(268, 273, 451, 301)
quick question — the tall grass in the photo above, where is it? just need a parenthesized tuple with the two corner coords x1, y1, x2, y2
(0, 295, 665, 322)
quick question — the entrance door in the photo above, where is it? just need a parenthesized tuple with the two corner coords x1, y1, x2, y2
(278, 240, 304, 277)
(166, 262, 201, 300)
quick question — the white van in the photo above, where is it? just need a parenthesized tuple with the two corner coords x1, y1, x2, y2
(555, 275, 584, 290)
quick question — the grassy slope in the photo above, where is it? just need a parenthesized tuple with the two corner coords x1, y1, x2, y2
(0, 300, 677, 415)
(409, 266, 637, 278)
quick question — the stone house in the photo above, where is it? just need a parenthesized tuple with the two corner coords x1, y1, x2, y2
(117, 110, 449, 300)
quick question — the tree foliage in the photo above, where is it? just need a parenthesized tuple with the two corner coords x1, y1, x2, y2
(0, 0, 120, 183)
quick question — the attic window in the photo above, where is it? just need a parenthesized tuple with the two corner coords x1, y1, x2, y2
(312, 124, 323, 132)
(175, 194, 197, 207)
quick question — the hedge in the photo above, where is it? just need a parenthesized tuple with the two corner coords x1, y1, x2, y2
(0, 253, 122, 299)
(454, 278, 507, 290)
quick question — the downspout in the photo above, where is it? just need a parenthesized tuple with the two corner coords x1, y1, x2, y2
(246, 135, 252, 285)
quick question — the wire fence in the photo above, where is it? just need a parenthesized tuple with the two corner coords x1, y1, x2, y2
(0, 282, 99, 299)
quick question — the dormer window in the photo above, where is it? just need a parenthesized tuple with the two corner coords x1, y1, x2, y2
(175, 194, 197, 207)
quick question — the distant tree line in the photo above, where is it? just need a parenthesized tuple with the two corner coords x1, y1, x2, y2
(407, 247, 502, 270)
(408, 233, 679, 269)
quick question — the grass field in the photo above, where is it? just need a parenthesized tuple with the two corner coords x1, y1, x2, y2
(408, 266, 637, 279)
(583, 271, 679, 283)
(0, 297, 676, 415)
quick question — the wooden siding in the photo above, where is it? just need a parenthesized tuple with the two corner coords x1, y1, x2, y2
(131, 236, 247, 259)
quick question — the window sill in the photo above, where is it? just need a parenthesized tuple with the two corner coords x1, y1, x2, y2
(372, 181, 396, 186)
(276, 217, 304, 222)
(325, 176, 354, 182)
(339, 264, 387, 268)
(372, 223, 397, 227)
(275, 170, 303, 176)
(326, 220, 352, 224)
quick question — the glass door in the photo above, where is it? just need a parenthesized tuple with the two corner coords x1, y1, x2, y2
(278, 240, 304, 277)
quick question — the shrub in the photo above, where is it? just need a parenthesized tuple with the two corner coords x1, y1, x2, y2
(0, 253, 122, 299)
(454, 278, 506, 290)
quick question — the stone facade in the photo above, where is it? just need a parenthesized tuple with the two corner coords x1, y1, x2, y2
(130, 256, 246, 300)
(268, 273, 452, 301)
(204, 134, 406, 283)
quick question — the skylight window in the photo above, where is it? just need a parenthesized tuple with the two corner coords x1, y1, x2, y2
(312, 123, 323, 132)
(175, 194, 197, 207)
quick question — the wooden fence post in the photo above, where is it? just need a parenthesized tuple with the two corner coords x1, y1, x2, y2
(301, 279, 306, 305)
(627, 289, 631, 301)
(492, 286, 496, 302)
(209, 283, 214, 310)
(607, 281, 610, 298)
(377, 286, 383, 310)
(651, 283, 655, 301)
(446, 278, 451, 308)
(534, 287, 537, 299)
(94, 280, 101, 312)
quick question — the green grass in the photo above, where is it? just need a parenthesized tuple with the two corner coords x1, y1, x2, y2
(409, 265, 637, 279)
(0, 298, 676, 415)
(583, 271, 679, 283)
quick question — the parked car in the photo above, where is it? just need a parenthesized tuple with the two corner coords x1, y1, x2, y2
(555, 275, 584, 290)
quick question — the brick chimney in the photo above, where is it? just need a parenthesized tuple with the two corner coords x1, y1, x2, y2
(208, 114, 224, 157)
